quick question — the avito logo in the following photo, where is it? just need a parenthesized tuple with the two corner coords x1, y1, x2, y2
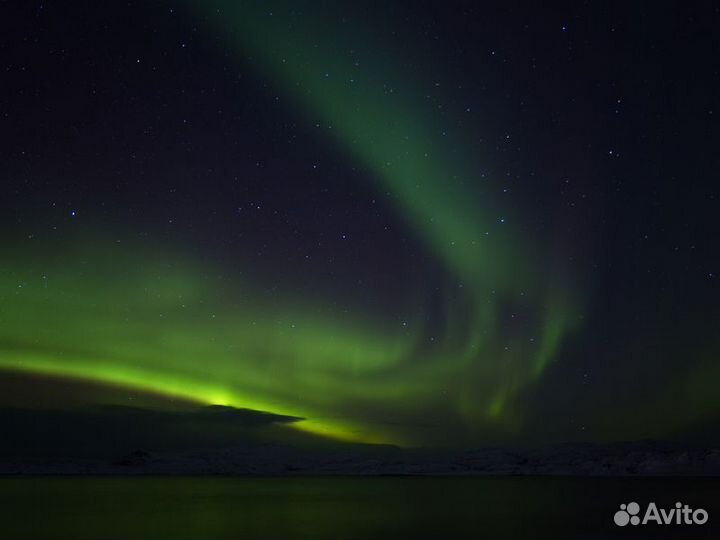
(614, 501, 708, 526)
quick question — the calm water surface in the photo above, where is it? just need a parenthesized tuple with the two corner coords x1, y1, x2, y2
(0, 476, 718, 539)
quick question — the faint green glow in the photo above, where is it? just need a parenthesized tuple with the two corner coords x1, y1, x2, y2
(190, 2, 580, 423)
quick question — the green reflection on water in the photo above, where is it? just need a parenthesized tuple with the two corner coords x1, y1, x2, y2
(0, 477, 717, 540)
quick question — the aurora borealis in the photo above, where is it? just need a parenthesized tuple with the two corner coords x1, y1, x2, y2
(2, 1, 719, 449)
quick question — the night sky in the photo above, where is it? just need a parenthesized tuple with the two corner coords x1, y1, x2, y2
(2, 1, 719, 447)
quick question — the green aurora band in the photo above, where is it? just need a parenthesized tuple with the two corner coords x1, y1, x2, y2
(0, 2, 583, 445)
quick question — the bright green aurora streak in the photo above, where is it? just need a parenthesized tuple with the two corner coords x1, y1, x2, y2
(0, 2, 581, 445)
